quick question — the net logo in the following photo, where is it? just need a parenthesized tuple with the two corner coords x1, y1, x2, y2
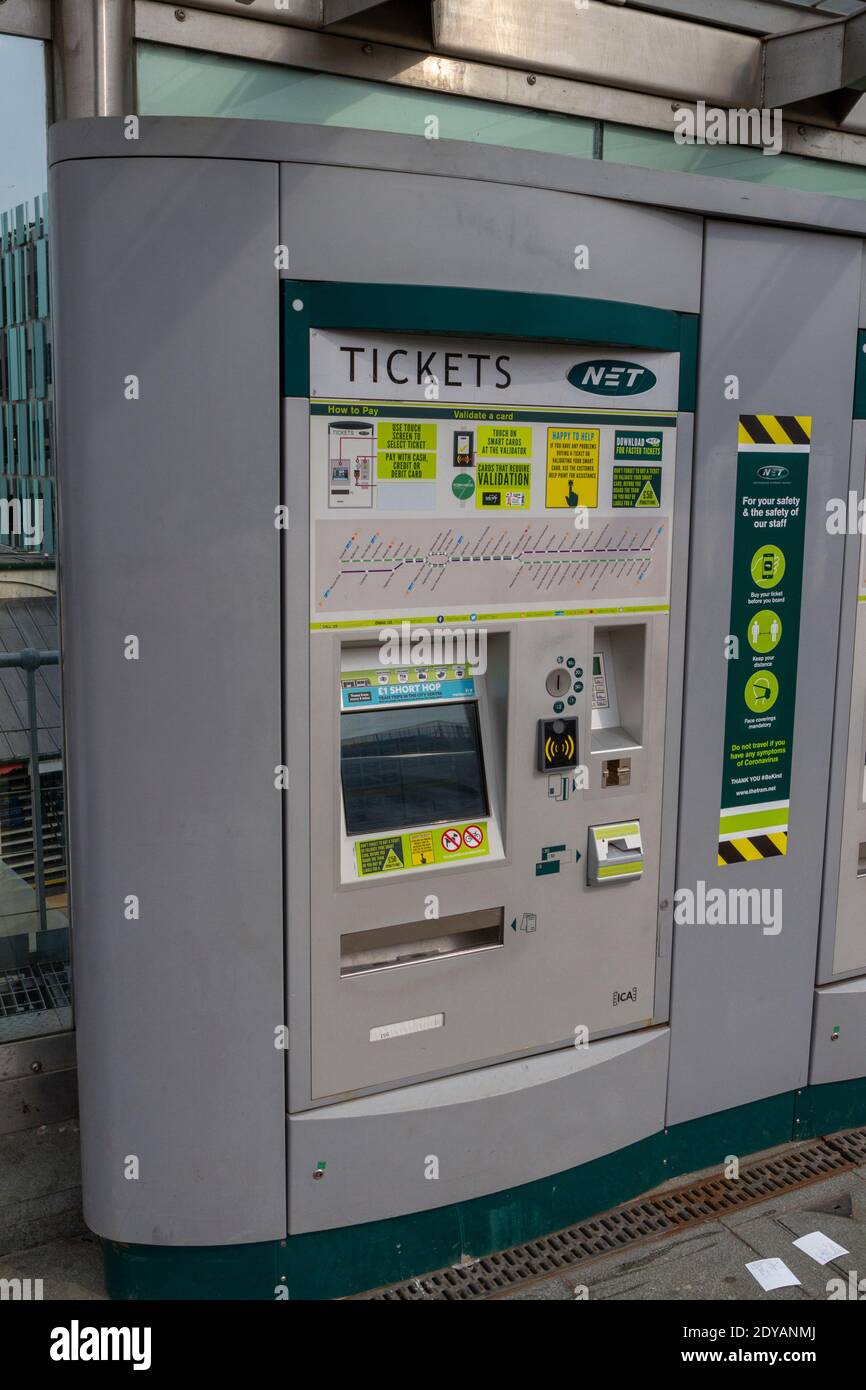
(568, 360, 657, 396)
(756, 465, 790, 482)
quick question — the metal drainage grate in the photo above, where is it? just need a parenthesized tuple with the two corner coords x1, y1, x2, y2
(0, 960, 71, 1017)
(360, 1130, 866, 1300)
(825, 1127, 866, 1166)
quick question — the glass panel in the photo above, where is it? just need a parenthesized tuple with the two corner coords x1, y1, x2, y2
(0, 41, 64, 1041)
(603, 123, 866, 201)
(341, 700, 489, 835)
(0, 36, 47, 208)
(0, 725, 70, 1043)
(137, 43, 596, 158)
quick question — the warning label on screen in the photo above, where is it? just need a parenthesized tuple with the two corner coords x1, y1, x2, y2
(355, 822, 489, 875)
(356, 836, 405, 875)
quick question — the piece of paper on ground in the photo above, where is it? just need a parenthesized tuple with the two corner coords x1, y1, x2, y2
(745, 1258, 801, 1292)
(791, 1231, 849, 1266)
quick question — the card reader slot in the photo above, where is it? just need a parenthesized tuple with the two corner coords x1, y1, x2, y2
(341, 907, 504, 977)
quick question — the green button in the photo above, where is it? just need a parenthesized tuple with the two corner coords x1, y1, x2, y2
(567, 695, 576, 706)
(566, 657, 576, 668)
(553, 700, 564, 713)
(574, 681, 583, 693)
(575, 667, 583, 678)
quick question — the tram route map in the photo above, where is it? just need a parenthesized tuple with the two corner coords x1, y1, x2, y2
(314, 516, 669, 615)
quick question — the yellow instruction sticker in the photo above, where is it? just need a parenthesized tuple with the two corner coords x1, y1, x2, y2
(546, 427, 599, 508)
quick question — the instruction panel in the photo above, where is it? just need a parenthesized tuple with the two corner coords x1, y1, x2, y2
(307, 330, 679, 628)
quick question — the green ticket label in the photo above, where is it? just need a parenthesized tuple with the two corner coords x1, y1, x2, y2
(614, 430, 663, 461)
(612, 465, 661, 508)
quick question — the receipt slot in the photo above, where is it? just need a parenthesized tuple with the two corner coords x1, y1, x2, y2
(587, 822, 645, 885)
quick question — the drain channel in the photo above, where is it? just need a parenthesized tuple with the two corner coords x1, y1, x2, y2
(358, 1128, 866, 1300)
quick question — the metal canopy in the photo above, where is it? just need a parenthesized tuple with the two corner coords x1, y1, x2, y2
(764, 10, 866, 119)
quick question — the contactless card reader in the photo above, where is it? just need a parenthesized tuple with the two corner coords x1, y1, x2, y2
(537, 716, 578, 772)
(587, 821, 643, 885)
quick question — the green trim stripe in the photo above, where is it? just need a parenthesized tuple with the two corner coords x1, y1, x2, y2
(102, 1086, 866, 1300)
(283, 281, 698, 408)
(719, 806, 790, 834)
(311, 400, 677, 427)
(598, 861, 643, 878)
(594, 823, 640, 839)
(310, 604, 669, 631)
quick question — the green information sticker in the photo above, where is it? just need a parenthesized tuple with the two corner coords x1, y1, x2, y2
(746, 609, 782, 653)
(377, 450, 436, 480)
(750, 543, 786, 589)
(744, 669, 779, 713)
(717, 413, 811, 866)
(612, 465, 662, 508)
(377, 421, 437, 451)
(614, 430, 663, 462)
(475, 461, 531, 509)
(452, 472, 475, 500)
(356, 835, 405, 875)
(477, 425, 532, 458)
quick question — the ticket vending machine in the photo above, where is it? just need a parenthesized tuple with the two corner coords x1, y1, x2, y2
(52, 111, 866, 1301)
(297, 327, 682, 1109)
(55, 117, 866, 1301)
(814, 404, 866, 1087)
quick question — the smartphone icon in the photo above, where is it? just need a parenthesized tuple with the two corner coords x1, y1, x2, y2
(453, 429, 474, 468)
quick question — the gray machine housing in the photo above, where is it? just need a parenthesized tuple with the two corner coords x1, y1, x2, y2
(49, 118, 866, 1246)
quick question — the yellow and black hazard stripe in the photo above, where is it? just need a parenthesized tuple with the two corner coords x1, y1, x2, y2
(717, 831, 787, 866)
(737, 415, 811, 447)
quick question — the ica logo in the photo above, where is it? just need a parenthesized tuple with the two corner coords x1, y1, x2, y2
(568, 360, 657, 396)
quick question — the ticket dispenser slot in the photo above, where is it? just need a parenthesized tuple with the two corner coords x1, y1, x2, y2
(587, 821, 644, 885)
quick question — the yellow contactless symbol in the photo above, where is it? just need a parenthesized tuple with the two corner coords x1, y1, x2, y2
(545, 733, 575, 764)
(538, 716, 579, 771)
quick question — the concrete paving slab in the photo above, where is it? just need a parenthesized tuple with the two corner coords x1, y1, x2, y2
(0, 1122, 83, 1255)
(0, 1232, 105, 1300)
